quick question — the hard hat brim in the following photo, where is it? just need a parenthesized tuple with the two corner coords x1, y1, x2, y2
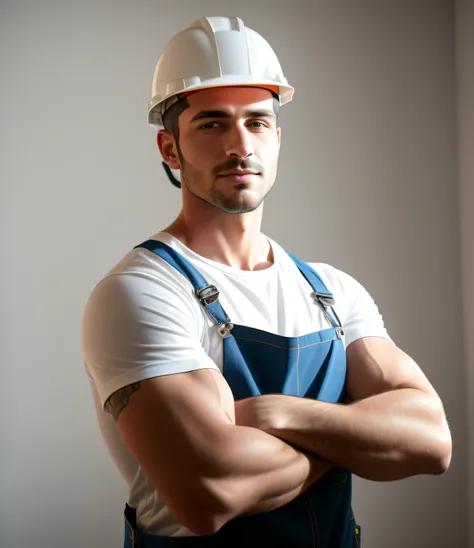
(148, 82, 294, 127)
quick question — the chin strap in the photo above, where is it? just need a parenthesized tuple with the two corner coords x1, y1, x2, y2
(162, 161, 181, 189)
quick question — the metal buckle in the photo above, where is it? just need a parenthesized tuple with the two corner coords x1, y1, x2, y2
(310, 291, 336, 307)
(196, 285, 220, 306)
(218, 322, 234, 338)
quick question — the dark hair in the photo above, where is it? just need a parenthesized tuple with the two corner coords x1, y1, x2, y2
(162, 97, 191, 148)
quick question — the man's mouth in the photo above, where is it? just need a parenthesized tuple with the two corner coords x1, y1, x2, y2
(217, 169, 260, 177)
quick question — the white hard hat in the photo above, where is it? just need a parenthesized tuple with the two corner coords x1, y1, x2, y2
(148, 16, 294, 127)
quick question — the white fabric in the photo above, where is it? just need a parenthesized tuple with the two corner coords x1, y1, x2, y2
(82, 232, 390, 536)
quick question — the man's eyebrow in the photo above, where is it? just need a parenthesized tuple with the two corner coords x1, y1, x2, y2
(244, 109, 276, 120)
(190, 110, 231, 123)
(189, 109, 276, 123)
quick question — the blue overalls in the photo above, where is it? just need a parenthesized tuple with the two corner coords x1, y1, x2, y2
(123, 240, 361, 548)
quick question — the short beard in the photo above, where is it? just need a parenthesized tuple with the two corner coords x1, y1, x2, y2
(210, 190, 266, 214)
(180, 152, 272, 214)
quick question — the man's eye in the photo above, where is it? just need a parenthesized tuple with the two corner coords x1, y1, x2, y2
(198, 122, 219, 129)
(248, 121, 267, 128)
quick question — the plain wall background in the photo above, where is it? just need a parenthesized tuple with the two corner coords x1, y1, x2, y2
(456, 0, 474, 545)
(1, 1, 469, 547)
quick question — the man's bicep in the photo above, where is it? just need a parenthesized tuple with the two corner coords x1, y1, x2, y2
(345, 337, 439, 402)
(104, 382, 142, 421)
(113, 368, 235, 444)
(110, 369, 236, 525)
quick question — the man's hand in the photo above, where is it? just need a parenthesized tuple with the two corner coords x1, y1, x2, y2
(235, 395, 335, 485)
(234, 395, 286, 432)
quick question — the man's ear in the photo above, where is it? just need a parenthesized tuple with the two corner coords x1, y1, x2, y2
(157, 130, 180, 170)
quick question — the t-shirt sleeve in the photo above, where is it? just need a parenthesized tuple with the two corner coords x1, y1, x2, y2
(81, 269, 219, 409)
(316, 265, 392, 348)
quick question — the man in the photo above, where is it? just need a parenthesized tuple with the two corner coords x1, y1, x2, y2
(82, 16, 452, 548)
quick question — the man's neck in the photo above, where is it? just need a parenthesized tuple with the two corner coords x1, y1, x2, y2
(163, 210, 273, 272)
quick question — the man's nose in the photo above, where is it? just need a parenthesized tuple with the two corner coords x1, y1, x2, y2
(225, 124, 254, 158)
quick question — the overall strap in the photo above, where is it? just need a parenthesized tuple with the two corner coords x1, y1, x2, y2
(134, 240, 230, 327)
(285, 250, 342, 328)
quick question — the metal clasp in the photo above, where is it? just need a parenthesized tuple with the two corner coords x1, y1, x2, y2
(310, 291, 336, 307)
(217, 322, 234, 338)
(311, 291, 338, 328)
(196, 285, 220, 306)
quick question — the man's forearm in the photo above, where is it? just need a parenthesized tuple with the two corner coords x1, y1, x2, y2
(240, 449, 333, 516)
(263, 389, 451, 481)
(208, 424, 333, 520)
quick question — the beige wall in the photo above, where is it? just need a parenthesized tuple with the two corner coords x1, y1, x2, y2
(456, 0, 474, 545)
(1, 1, 467, 547)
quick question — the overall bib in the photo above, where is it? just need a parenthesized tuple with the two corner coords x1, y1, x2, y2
(123, 240, 361, 548)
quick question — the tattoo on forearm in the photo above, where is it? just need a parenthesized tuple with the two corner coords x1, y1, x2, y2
(104, 382, 141, 421)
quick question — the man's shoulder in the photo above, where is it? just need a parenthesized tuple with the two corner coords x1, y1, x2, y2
(87, 239, 196, 312)
(268, 239, 361, 298)
(306, 261, 349, 284)
(300, 260, 369, 308)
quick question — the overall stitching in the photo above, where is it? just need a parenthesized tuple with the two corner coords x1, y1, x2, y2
(232, 336, 338, 351)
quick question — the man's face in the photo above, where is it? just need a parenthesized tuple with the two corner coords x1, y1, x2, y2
(173, 86, 281, 214)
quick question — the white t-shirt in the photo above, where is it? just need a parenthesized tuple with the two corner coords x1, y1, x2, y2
(82, 232, 390, 536)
